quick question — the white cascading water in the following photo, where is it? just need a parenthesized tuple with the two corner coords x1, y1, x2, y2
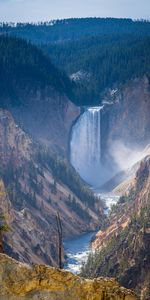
(70, 106, 103, 187)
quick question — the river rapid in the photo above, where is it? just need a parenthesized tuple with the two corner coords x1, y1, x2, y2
(64, 193, 119, 274)
(67, 105, 120, 273)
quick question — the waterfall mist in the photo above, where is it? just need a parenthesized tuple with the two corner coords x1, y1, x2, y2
(110, 140, 150, 172)
(70, 107, 150, 190)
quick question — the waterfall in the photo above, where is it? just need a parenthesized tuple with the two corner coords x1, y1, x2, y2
(70, 106, 103, 187)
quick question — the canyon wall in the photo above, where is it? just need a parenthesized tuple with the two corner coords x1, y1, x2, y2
(82, 156, 150, 299)
(0, 109, 103, 266)
(101, 76, 150, 157)
(69, 77, 150, 188)
(3, 87, 80, 157)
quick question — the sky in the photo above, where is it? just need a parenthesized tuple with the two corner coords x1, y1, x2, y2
(0, 0, 149, 23)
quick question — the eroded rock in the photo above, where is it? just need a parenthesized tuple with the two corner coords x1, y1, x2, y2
(0, 254, 137, 300)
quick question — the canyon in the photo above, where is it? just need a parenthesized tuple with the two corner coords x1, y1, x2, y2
(0, 109, 104, 266)
(1, 75, 150, 272)
(0, 29, 150, 300)
(81, 155, 150, 300)
(69, 76, 150, 299)
(70, 76, 150, 189)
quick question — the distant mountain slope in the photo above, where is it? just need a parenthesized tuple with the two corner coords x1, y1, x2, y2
(0, 35, 79, 155)
(0, 109, 104, 266)
(0, 18, 150, 44)
(1, 19, 150, 106)
(43, 36, 150, 105)
(81, 157, 150, 300)
(0, 35, 73, 101)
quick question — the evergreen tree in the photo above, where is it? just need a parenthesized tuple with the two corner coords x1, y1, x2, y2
(0, 214, 10, 253)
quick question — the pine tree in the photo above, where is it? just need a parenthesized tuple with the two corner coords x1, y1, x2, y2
(0, 214, 10, 253)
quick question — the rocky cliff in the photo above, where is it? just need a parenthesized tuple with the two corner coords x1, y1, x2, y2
(9, 89, 80, 156)
(101, 76, 150, 178)
(0, 254, 137, 300)
(0, 35, 80, 157)
(0, 109, 104, 266)
(81, 157, 150, 300)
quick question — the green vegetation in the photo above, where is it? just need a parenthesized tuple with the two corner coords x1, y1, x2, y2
(1, 19, 150, 106)
(67, 196, 91, 222)
(136, 161, 150, 191)
(43, 35, 150, 105)
(81, 160, 150, 299)
(36, 149, 101, 209)
(0, 35, 73, 104)
(80, 234, 118, 279)
(1, 18, 150, 44)
(81, 201, 150, 279)
(0, 144, 100, 214)
(0, 214, 10, 253)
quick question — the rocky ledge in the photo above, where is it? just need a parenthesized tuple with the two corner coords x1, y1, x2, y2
(0, 254, 137, 300)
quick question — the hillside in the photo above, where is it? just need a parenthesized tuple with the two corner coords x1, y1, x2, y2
(81, 157, 150, 300)
(1, 18, 150, 44)
(0, 35, 73, 100)
(0, 35, 79, 156)
(1, 19, 150, 106)
(43, 36, 150, 105)
(0, 109, 104, 266)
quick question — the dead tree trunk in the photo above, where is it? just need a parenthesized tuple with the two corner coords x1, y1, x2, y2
(56, 212, 63, 269)
(0, 230, 4, 253)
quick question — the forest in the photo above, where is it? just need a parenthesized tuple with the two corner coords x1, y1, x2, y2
(0, 35, 73, 103)
(0, 18, 150, 44)
(0, 18, 150, 105)
(42, 35, 150, 105)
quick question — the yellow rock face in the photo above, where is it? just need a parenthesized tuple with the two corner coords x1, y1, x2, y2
(0, 254, 137, 300)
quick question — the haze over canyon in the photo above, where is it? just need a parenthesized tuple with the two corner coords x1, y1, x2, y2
(0, 17, 150, 300)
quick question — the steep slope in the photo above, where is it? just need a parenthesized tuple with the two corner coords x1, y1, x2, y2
(81, 157, 150, 300)
(101, 77, 150, 150)
(101, 145, 150, 194)
(43, 36, 150, 105)
(0, 35, 79, 156)
(69, 77, 150, 189)
(0, 254, 137, 300)
(94, 76, 150, 186)
(0, 109, 104, 266)
(1, 20, 150, 106)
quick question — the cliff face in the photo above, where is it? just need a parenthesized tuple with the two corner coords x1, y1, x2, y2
(82, 157, 150, 300)
(5, 88, 80, 157)
(0, 35, 80, 157)
(101, 76, 150, 166)
(0, 109, 103, 266)
(0, 254, 137, 300)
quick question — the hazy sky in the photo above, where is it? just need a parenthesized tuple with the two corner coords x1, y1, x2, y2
(0, 0, 149, 22)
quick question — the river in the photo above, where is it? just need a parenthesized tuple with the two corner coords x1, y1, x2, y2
(64, 193, 120, 274)
(64, 232, 95, 274)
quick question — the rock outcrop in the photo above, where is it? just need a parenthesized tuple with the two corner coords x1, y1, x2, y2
(101, 77, 150, 152)
(100, 76, 150, 182)
(10, 90, 80, 157)
(0, 254, 137, 300)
